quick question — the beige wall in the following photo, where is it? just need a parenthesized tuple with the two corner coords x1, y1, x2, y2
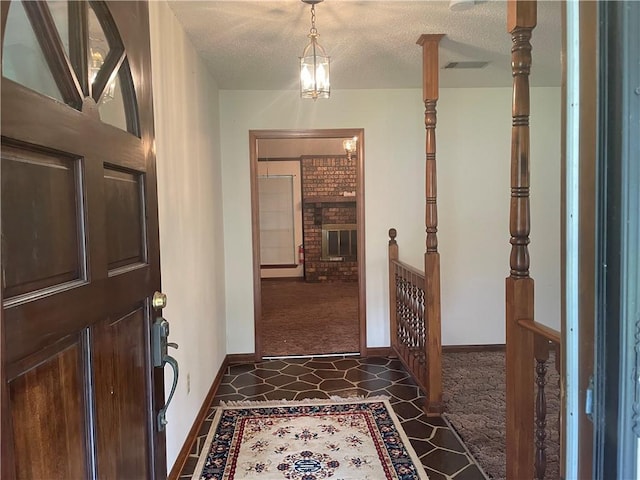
(219, 87, 561, 352)
(149, 1, 226, 471)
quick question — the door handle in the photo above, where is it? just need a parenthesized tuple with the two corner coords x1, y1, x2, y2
(157, 346, 178, 432)
(151, 292, 179, 432)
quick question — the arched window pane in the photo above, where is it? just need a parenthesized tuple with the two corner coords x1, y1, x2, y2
(88, 3, 110, 100)
(2, 0, 139, 135)
(98, 61, 127, 132)
(2, 0, 64, 102)
(46, 0, 70, 59)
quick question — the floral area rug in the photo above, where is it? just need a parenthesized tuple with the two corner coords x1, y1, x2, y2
(192, 397, 429, 480)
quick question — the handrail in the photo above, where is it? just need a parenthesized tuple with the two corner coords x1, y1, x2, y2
(390, 259, 425, 285)
(518, 319, 561, 346)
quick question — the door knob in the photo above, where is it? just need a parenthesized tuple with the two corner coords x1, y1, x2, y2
(152, 291, 167, 310)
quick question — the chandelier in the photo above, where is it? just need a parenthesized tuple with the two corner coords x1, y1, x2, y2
(90, 48, 116, 104)
(299, 0, 330, 100)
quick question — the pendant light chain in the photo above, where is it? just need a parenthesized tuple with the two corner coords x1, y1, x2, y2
(310, 4, 317, 35)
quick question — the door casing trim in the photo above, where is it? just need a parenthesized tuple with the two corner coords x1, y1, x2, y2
(249, 129, 366, 360)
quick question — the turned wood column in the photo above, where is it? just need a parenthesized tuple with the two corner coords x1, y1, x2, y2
(505, 1, 536, 479)
(417, 34, 444, 255)
(417, 33, 444, 415)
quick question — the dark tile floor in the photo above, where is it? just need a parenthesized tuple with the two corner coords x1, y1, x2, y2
(179, 356, 488, 480)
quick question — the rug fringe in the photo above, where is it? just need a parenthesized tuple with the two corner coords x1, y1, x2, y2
(220, 395, 389, 407)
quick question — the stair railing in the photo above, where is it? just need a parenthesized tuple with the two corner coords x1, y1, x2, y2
(516, 319, 562, 479)
(388, 228, 442, 415)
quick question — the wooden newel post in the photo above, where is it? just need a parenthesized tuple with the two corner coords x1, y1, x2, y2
(417, 33, 444, 416)
(388, 228, 399, 354)
(505, 1, 536, 479)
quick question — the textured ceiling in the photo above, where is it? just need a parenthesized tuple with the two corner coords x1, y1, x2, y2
(168, 0, 562, 90)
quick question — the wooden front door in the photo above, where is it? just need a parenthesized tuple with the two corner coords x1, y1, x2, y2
(0, 1, 165, 478)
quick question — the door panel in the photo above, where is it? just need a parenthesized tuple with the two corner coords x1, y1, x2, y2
(1, 144, 85, 299)
(93, 307, 149, 479)
(8, 338, 88, 480)
(104, 166, 146, 272)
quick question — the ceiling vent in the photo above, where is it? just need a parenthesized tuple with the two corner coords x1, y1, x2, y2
(444, 61, 489, 69)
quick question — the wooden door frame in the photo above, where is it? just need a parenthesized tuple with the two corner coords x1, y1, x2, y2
(249, 129, 366, 360)
(562, 1, 598, 478)
(0, 1, 9, 476)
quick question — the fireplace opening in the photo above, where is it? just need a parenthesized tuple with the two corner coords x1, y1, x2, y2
(322, 224, 357, 261)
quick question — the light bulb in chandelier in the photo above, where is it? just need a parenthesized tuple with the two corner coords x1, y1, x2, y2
(343, 137, 357, 156)
(89, 47, 116, 104)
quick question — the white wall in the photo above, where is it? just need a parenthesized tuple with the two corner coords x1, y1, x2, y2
(220, 90, 426, 352)
(438, 87, 562, 344)
(529, 88, 562, 332)
(149, 1, 226, 471)
(220, 87, 561, 353)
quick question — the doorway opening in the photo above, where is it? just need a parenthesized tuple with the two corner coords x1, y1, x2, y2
(249, 129, 366, 359)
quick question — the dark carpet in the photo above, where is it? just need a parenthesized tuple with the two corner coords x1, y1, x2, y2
(261, 279, 359, 356)
(443, 350, 560, 480)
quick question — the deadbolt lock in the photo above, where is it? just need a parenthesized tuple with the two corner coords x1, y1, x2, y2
(152, 291, 167, 310)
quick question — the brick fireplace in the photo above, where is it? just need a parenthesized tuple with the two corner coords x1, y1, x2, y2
(301, 156, 358, 282)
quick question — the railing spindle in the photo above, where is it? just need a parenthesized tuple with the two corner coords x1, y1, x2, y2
(535, 358, 548, 479)
(534, 337, 550, 479)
